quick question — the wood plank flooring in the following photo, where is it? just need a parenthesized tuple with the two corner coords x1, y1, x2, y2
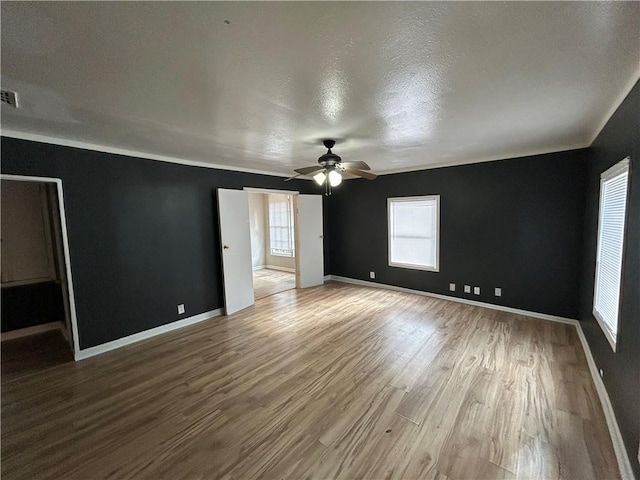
(1, 329, 73, 383)
(1, 282, 619, 479)
(253, 268, 295, 299)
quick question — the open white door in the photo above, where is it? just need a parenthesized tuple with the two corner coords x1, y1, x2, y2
(217, 189, 254, 315)
(296, 194, 324, 288)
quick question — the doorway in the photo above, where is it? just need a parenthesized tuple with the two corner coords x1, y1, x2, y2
(218, 187, 324, 315)
(1, 175, 80, 374)
(247, 190, 297, 300)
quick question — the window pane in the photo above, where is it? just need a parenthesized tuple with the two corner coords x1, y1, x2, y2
(388, 196, 439, 270)
(593, 160, 629, 347)
(269, 194, 294, 256)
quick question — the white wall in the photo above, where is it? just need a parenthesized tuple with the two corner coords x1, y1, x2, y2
(1, 180, 56, 286)
(248, 192, 296, 271)
(247, 192, 266, 269)
(265, 193, 296, 271)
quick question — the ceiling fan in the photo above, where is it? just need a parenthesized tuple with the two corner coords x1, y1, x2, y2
(286, 139, 377, 195)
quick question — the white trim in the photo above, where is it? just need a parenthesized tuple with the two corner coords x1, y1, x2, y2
(327, 276, 578, 325)
(252, 265, 266, 271)
(1, 321, 65, 341)
(244, 187, 300, 195)
(587, 69, 640, 145)
(575, 325, 635, 480)
(371, 145, 590, 176)
(1, 129, 293, 178)
(1, 174, 82, 357)
(601, 156, 631, 180)
(592, 156, 630, 353)
(388, 195, 440, 273)
(323, 275, 331, 283)
(75, 308, 222, 361)
(265, 265, 295, 273)
(593, 309, 618, 353)
(0, 128, 592, 180)
(269, 251, 295, 258)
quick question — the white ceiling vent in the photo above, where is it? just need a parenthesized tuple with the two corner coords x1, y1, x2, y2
(0, 90, 19, 108)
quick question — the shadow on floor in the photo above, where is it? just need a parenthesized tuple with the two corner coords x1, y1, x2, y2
(2, 330, 74, 383)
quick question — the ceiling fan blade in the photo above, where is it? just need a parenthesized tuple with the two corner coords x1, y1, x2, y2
(294, 165, 323, 175)
(344, 168, 377, 180)
(339, 161, 371, 171)
(284, 174, 302, 182)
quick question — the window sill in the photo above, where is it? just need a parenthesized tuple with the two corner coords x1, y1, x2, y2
(389, 262, 439, 272)
(592, 309, 618, 352)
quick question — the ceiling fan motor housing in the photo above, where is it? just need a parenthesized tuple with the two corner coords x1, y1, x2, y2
(318, 152, 341, 167)
(319, 139, 341, 168)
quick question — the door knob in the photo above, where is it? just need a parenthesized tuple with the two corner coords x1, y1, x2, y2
(223, 245, 230, 250)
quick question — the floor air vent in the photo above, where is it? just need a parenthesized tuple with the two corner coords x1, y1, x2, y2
(1, 90, 18, 108)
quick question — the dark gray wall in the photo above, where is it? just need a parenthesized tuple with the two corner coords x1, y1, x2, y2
(580, 80, 639, 478)
(327, 150, 588, 319)
(1, 137, 323, 349)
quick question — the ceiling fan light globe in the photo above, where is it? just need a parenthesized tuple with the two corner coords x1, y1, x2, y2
(328, 170, 342, 187)
(313, 171, 326, 185)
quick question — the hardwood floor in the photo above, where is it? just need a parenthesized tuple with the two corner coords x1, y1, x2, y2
(1, 282, 619, 479)
(1, 329, 74, 383)
(253, 268, 295, 299)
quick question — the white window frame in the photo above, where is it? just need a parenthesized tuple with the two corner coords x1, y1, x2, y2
(388, 195, 440, 272)
(592, 157, 630, 352)
(268, 194, 295, 257)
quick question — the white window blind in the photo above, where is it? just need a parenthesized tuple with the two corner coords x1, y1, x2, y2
(593, 157, 630, 351)
(269, 194, 294, 256)
(388, 195, 439, 271)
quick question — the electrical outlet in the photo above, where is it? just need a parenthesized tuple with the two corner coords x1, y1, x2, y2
(495, 287, 502, 297)
(177, 304, 185, 315)
(449, 283, 456, 292)
(474, 287, 480, 295)
(370, 271, 375, 279)
(464, 285, 471, 293)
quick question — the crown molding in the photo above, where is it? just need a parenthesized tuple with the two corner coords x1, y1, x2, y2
(587, 68, 640, 146)
(0, 127, 595, 180)
(0, 129, 293, 178)
(373, 143, 590, 176)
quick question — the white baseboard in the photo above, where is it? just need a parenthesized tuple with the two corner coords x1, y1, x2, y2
(75, 309, 223, 361)
(327, 275, 634, 479)
(1, 321, 65, 341)
(327, 276, 578, 325)
(265, 265, 295, 273)
(575, 325, 635, 480)
(323, 275, 331, 283)
(252, 265, 266, 271)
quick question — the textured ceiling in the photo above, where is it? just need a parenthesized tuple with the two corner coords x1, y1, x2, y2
(1, 2, 639, 176)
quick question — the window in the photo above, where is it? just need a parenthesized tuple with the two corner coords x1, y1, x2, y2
(388, 195, 440, 271)
(269, 194, 295, 257)
(593, 157, 630, 351)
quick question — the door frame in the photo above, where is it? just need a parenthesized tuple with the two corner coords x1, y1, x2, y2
(1, 174, 81, 358)
(243, 187, 301, 288)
